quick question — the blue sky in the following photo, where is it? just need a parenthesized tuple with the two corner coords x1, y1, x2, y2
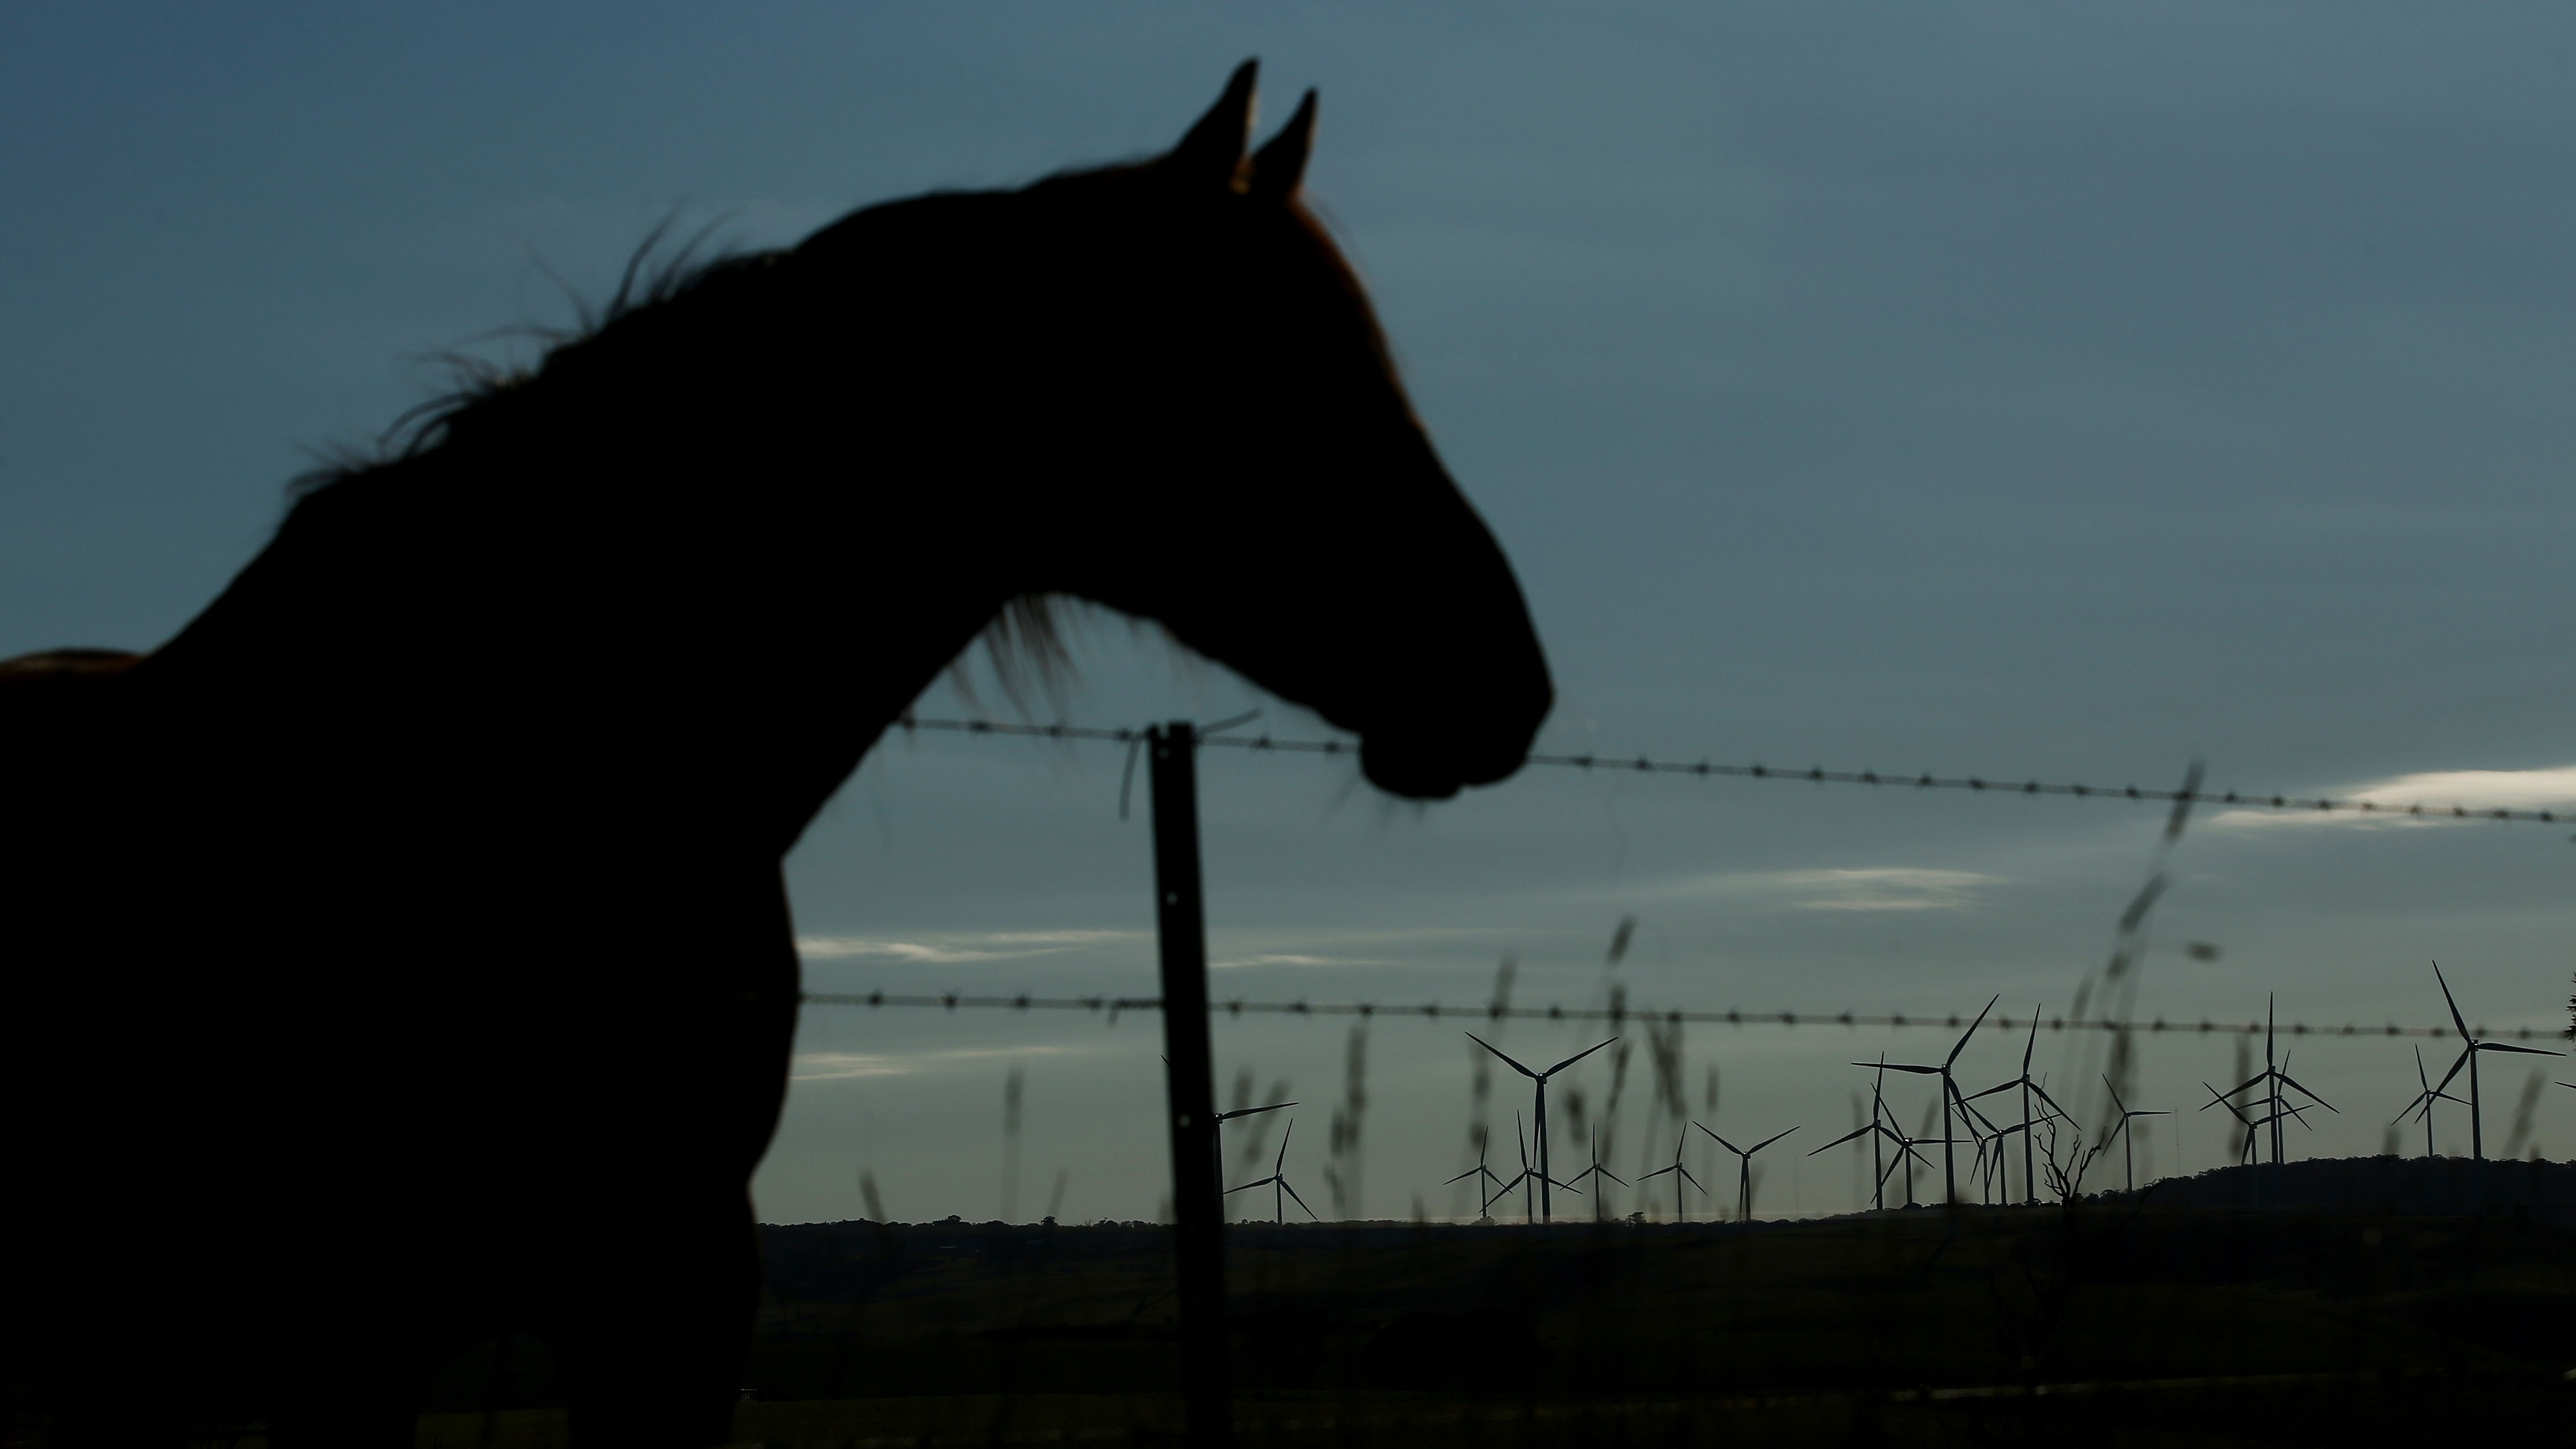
(8, 3, 2575, 1222)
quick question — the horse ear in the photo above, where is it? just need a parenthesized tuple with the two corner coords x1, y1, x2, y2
(1167, 60, 1259, 192)
(1248, 90, 1317, 204)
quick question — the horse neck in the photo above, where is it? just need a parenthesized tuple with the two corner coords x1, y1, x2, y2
(145, 443, 1016, 859)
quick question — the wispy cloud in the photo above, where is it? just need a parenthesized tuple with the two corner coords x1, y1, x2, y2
(1210, 952, 1401, 970)
(2209, 764, 2576, 829)
(1772, 868, 2009, 911)
(1656, 867, 2010, 912)
(796, 930, 1143, 963)
(792, 1044, 1087, 1081)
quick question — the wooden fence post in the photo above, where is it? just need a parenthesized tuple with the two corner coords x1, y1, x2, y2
(1147, 721, 1230, 1447)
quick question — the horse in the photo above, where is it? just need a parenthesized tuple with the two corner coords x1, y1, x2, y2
(0, 61, 1550, 1447)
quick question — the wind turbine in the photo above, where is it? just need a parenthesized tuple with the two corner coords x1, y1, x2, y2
(1699, 1125, 1798, 1223)
(1638, 1125, 1703, 1221)
(1443, 1134, 1511, 1214)
(1562, 1127, 1628, 1221)
(2101, 1077, 2169, 1192)
(2425, 961, 2565, 1160)
(1811, 1061, 1901, 1211)
(1866, 994, 1998, 1204)
(1484, 1114, 1579, 1223)
(1963, 1007, 2071, 1205)
(2202, 1079, 2316, 1164)
(2393, 1045, 2466, 1160)
(1224, 1120, 1316, 1226)
(1464, 1034, 1616, 1223)
(2202, 1083, 2259, 1167)
(1882, 1107, 1947, 1209)
(2204, 997, 2337, 1165)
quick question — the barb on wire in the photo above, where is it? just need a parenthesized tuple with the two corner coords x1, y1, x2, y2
(888, 716, 2566, 826)
(796, 990, 2557, 1041)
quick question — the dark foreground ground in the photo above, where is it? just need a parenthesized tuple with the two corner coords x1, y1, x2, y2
(34, 1158, 2576, 1446)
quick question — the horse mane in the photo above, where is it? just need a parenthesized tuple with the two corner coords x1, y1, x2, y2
(288, 218, 754, 500)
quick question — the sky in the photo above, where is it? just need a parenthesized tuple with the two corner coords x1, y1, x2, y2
(7, 3, 2575, 1225)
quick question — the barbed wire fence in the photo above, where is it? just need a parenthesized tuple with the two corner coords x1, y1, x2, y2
(888, 714, 2576, 826)
(821, 713, 2571, 1231)
(797, 990, 2567, 1042)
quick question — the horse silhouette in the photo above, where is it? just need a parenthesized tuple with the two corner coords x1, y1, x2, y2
(0, 62, 1549, 1447)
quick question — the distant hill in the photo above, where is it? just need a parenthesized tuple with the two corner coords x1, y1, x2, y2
(2101, 1155, 2576, 1225)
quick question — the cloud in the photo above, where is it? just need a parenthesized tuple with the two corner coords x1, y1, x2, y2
(796, 930, 1143, 963)
(2208, 764, 2576, 830)
(1646, 867, 2008, 911)
(1641, 867, 2007, 913)
(1768, 868, 2010, 911)
(1209, 953, 1401, 970)
(791, 1044, 1087, 1081)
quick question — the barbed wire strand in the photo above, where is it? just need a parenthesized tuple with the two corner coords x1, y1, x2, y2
(889, 716, 2569, 827)
(799, 990, 2565, 1042)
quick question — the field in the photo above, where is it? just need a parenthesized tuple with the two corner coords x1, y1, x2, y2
(384, 1157, 2576, 1446)
(10, 1159, 2568, 1446)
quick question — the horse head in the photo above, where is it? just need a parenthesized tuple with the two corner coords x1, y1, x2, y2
(790, 62, 1553, 800)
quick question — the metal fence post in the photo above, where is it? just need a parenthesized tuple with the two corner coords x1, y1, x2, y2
(1147, 721, 1230, 1447)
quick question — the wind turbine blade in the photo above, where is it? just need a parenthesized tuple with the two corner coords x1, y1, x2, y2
(1870, 1063, 1943, 1075)
(1678, 1166, 1703, 1190)
(1750, 1126, 1800, 1154)
(1442, 1167, 1484, 1185)
(2415, 1044, 2432, 1093)
(1281, 1179, 1318, 1219)
(2102, 1075, 2130, 1116)
(2215, 1068, 2270, 1100)
(2430, 1047, 2473, 1099)
(1466, 1032, 1540, 1081)
(2026, 1081, 2073, 1119)
(2198, 1083, 2253, 1122)
(1225, 1177, 1276, 1195)
(2432, 961, 2471, 1042)
(2478, 1042, 2567, 1058)
(1217, 1101, 1297, 1121)
(2021, 1009, 2040, 1073)
(1960, 1080, 2019, 1103)
(1695, 1123, 1742, 1154)
(1600, 1168, 1628, 1186)
(1639, 1164, 1678, 1181)
(2274, 1074, 2337, 1110)
(1810, 1125, 1877, 1154)
(1543, 1037, 1618, 1077)
(1947, 995, 2001, 1067)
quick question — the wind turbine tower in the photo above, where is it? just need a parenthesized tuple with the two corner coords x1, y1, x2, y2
(2394, 1045, 2467, 1159)
(1224, 1120, 1317, 1226)
(2101, 1077, 2169, 1193)
(1638, 1125, 1703, 1222)
(1699, 1125, 1799, 1222)
(2425, 961, 2565, 1160)
(1867, 994, 1997, 1204)
(1964, 1007, 2070, 1205)
(1466, 1033, 1615, 1223)
(1563, 1127, 1628, 1221)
